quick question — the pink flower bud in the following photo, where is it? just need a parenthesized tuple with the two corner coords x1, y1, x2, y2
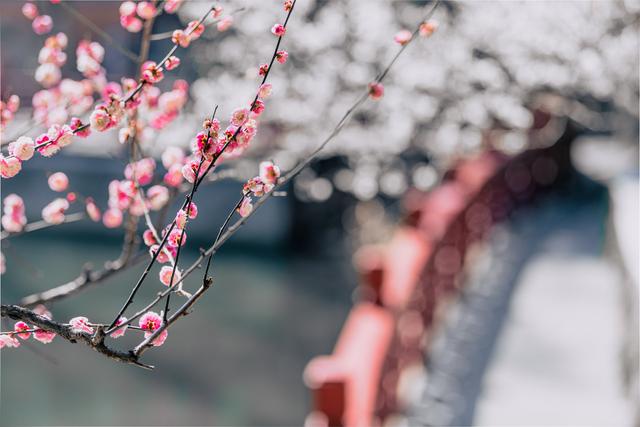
(238, 197, 253, 218)
(394, 30, 412, 46)
(419, 20, 438, 37)
(271, 24, 286, 37)
(103, 208, 123, 228)
(368, 82, 384, 100)
(48, 172, 69, 192)
(216, 16, 233, 32)
(275, 50, 288, 64)
(136, 1, 157, 20)
(32, 15, 53, 35)
(22, 2, 38, 20)
(85, 198, 101, 222)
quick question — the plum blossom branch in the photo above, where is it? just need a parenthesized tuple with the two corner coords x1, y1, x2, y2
(108, 1, 298, 333)
(115, 0, 441, 355)
(0, 212, 85, 240)
(0, 304, 153, 369)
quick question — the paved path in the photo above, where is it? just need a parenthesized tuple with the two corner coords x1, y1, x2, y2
(408, 175, 635, 426)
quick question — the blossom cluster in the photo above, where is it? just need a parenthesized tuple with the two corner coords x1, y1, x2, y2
(2, 195, 27, 233)
(0, 308, 169, 349)
(22, 2, 53, 35)
(0, 95, 20, 132)
(0, 305, 55, 349)
(35, 32, 67, 88)
(238, 161, 281, 217)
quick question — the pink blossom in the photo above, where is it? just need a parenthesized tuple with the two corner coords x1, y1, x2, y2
(165, 56, 181, 70)
(258, 63, 269, 76)
(258, 83, 273, 99)
(42, 198, 69, 224)
(136, 1, 157, 20)
(119, 1, 137, 16)
(103, 208, 123, 228)
(22, 2, 39, 20)
(275, 50, 288, 64)
(1, 156, 22, 179)
(159, 265, 182, 286)
(47, 124, 73, 147)
(164, 0, 183, 14)
(139, 311, 168, 346)
(146, 328, 168, 346)
(217, 16, 233, 32)
(419, 20, 438, 37)
(186, 202, 198, 219)
(125, 157, 156, 185)
(110, 317, 128, 338)
(161, 146, 184, 169)
(181, 158, 209, 184)
(90, 108, 111, 131)
(14, 321, 32, 339)
(231, 108, 250, 126)
(164, 164, 184, 187)
(2, 215, 24, 233)
(175, 209, 187, 229)
(85, 198, 101, 222)
(259, 161, 281, 185)
(147, 185, 169, 211)
(167, 228, 186, 247)
(35, 133, 59, 157)
(186, 20, 205, 39)
(0, 251, 5, 275)
(244, 177, 266, 197)
(8, 136, 35, 161)
(69, 316, 94, 334)
(35, 63, 61, 88)
(251, 100, 265, 115)
(48, 172, 69, 192)
(70, 117, 91, 138)
(32, 15, 53, 35)
(143, 229, 157, 246)
(149, 244, 176, 264)
(171, 30, 191, 47)
(142, 61, 164, 84)
(33, 329, 55, 344)
(0, 335, 21, 348)
(368, 82, 384, 100)
(394, 30, 412, 46)
(238, 197, 253, 217)
(271, 24, 286, 37)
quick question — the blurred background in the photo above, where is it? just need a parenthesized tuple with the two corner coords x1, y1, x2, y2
(0, 0, 638, 425)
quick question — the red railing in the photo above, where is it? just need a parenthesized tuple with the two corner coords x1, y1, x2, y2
(304, 110, 575, 427)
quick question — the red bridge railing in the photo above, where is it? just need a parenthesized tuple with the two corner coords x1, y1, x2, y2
(304, 110, 577, 427)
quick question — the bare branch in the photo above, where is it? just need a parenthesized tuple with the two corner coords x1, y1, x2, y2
(1, 304, 153, 369)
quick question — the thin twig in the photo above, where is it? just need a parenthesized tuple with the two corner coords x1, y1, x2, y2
(59, 1, 139, 62)
(0, 212, 85, 241)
